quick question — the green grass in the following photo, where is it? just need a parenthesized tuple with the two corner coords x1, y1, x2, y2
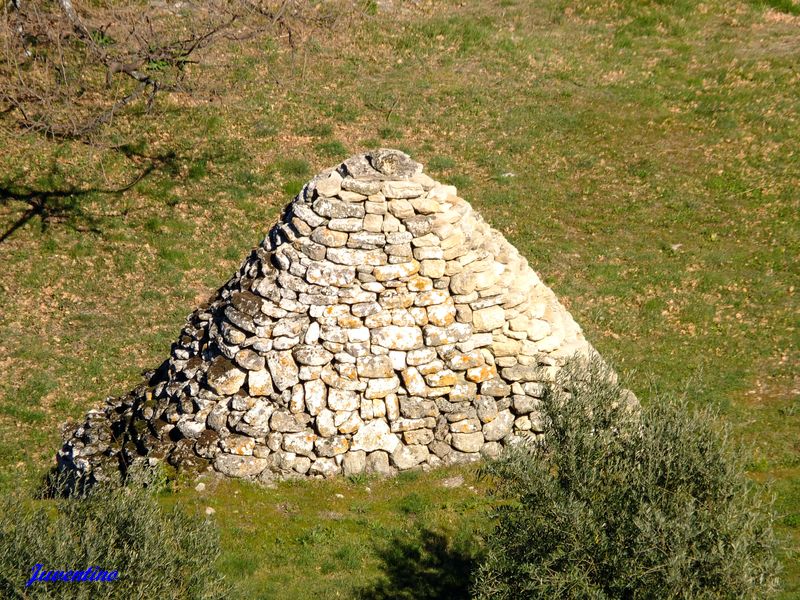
(165, 465, 489, 599)
(0, 0, 797, 596)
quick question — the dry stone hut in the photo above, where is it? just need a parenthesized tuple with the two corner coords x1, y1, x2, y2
(57, 149, 610, 486)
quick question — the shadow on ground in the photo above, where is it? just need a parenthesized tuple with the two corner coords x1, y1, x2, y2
(0, 146, 183, 243)
(357, 527, 479, 600)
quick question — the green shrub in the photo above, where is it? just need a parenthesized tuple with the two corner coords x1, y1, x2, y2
(474, 360, 779, 600)
(0, 475, 229, 599)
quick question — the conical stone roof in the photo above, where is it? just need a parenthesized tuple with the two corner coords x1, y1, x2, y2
(57, 149, 607, 486)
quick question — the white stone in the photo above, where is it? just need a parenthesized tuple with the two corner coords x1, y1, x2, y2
(382, 181, 424, 199)
(351, 419, 401, 453)
(391, 444, 429, 469)
(483, 409, 515, 441)
(304, 321, 321, 344)
(365, 376, 400, 399)
(407, 347, 437, 366)
(309, 457, 340, 477)
(356, 355, 394, 378)
(338, 412, 363, 434)
(316, 409, 337, 436)
(248, 368, 273, 396)
(283, 431, 316, 456)
(343, 451, 367, 476)
(371, 326, 424, 351)
(451, 432, 485, 453)
(473, 305, 505, 332)
(304, 378, 327, 415)
(315, 171, 343, 197)
(373, 261, 420, 281)
(328, 388, 360, 411)
(401, 367, 428, 396)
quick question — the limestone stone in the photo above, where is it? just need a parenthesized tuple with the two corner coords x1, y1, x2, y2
(366, 451, 393, 476)
(385, 393, 400, 421)
(429, 440, 452, 459)
(401, 367, 427, 397)
(409, 196, 440, 214)
(310, 457, 340, 477)
(213, 455, 268, 478)
(316, 408, 337, 437)
(266, 351, 299, 391)
(473, 305, 505, 332)
(365, 199, 387, 214)
(289, 384, 305, 413)
(512, 395, 539, 414)
(306, 262, 355, 287)
(411, 233, 439, 247)
(351, 419, 400, 453)
(403, 429, 434, 445)
(481, 379, 511, 398)
(483, 409, 514, 441)
(419, 259, 446, 278)
(363, 213, 383, 233)
(315, 435, 350, 457)
(388, 199, 415, 219)
(365, 376, 400, 399)
(447, 350, 483, 370)
(328, 247, 386, 266)
(339, 190, 366, 202)
(315, 171, 343, 197)
(313, 196, 364, 219)
(423, 323, 471, 346)
(466, 363, 497, 383)
(282, 431, 316, 457)
(523, 382, 547, 397)
(382, 181, 424, 199)
(343, 450, 367, 476)
(373, 261, 420, 281)
(514, 416, 532, 431)
(451, 432, 485, 453)
(207, 358, 247, 396)
(338, 411, 364, 434)
(369, 149, 421, 177)
(342, 177, 381, 195)
(390, 417, 434, 433)
(234, 348, 264, 371)
(399, 397, 437, 419)
(481, 442, 503, 458)
(405, 215, 434, 237)
(450, 418, 481, 434)
(353, 356, 391, 379)
(311, 227, 348, 248)
(449, 381, 478, 403)
(382, 213, 402, 233)
(476, 396, 498, 423)
(270, 410, 307, 433)
(304, 379, 327, 415)
(391, 444, 429, 469)
(425, 370, 457, 387)
(371, 326, 424, 351)
(248, 369, 273, 397)
(328, 388, 360, 411)
(329, 218, 367, 236)
(407, 347, 437, 366)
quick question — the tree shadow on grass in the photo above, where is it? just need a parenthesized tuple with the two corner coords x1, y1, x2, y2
(357, 527, 479, 600)
(0, 145, 183, 243)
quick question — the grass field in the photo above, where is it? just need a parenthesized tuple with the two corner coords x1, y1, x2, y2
(0, 0, 797, 597)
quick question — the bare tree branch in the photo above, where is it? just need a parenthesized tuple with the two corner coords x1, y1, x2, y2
(1, 0, 327, 142)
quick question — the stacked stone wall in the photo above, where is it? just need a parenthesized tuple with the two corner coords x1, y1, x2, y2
(57, 150, 600, 484)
